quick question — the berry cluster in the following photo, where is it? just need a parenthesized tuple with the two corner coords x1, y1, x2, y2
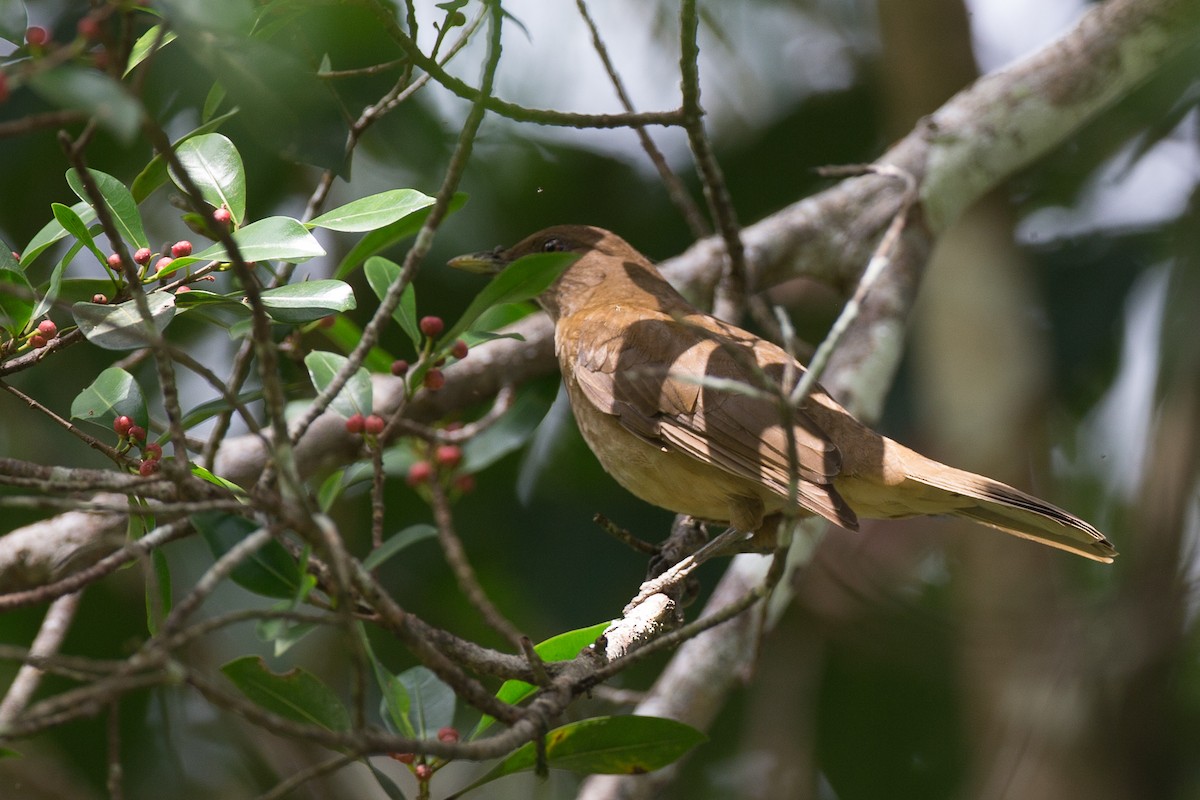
(113, 415, 163, 475)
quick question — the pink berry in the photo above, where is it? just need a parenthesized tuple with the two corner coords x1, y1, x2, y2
(127, 425, 147, 442)
(418, 316, 444, 338)
(25, 26, 48, 46)
(113, 416, 133, 436)
(423, 369, 445, 391)
(389, 752, 415, 764)
(437, 726, 459, 743)
(171, 240, 192, 258)
(213, 206, 232, 225)
(37, 319, 57, 337)
(138, 459, 160, 477)
(29, 334, 47, 348)
(154, 257, 173, 273)
(451, 339, 469, 360)
(345, 413, 365, 434)
(143, 443, 163, 461)
(364, 414, 385, 435)
(435, 444, 462, 469)
(107, 252, 122, 269)
(77, 17, 101, 40)
(92, 293, 108, 304)
(414, 764, 432, 782)
(406, 461, 433, 486)
(133, 247, 152, 265)
(11, 251, 21, 261)
(176, 285, 191, 294)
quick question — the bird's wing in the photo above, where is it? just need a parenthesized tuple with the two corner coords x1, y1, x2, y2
(565, 309, 857, 529)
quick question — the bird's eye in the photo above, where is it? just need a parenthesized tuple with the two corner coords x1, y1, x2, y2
(542, 237, 565, 253)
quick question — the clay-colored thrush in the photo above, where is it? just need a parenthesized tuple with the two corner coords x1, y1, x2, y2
(450, 225, 1117, 563)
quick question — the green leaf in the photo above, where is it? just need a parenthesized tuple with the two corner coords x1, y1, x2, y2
(450, 717, 705, 798)
(334, 192, 467, 280)
(72, 294, 177, 350)
(0, 242, 19, 271)
(181, 387, 264, 431)
(0, 270, 35, 337)
(461, 386, 555, 475)
(304, 351, 372, 418)
(362, 524, 438, 571)
(364, 257, 420, 349)
(70, 367, 148, 432)
(192, 511, 302, 599)
(32, 251, 70, 321)
(316, 315, 394, 373)
(221, 656, 350, 732)
(441, 252, 577, 346)
(146, 547, 172, 635)
(367, 762, 409, 800)
(399, 667, 456, 739)
(30, 66, 143, 144)
(51, 203, 109, 267)
(66, 168, 148, 249)
(131, 109, 240, 203)
(173, 289, 253, 326)
(21, 202, 96, 266)
(189, 464, 246, 495)
(307, 189, 436, 233)
(261, 280, 355, 325)
(0, 4, 27, 45)
(125, 25, 178, 76)
(471, 622, 611, 740)
(189, 216, 325, 267)
(171, 133, 247, 224)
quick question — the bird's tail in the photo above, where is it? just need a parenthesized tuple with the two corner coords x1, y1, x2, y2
(899, 453, 1117, 563)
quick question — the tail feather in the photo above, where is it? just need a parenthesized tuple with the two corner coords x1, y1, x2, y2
(907, 467, 1117, 563)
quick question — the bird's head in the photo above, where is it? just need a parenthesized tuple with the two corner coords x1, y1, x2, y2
(449, 225, 663, 320)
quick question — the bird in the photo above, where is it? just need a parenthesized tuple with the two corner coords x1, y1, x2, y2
(449, 224, 1117, 563)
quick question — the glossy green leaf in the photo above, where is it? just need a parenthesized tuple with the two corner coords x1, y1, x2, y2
(192, 511, 302, 599)
(308, 189, 436, 233)
(221, 656, 350, 732)
(0, 243, 18, 271)
(147, 547, 172, 635)
(0, 270, 35, 337)
(30, 66, 143, 144)
(181, 387, 263, 431)
(189, 216, 325, 267)
(66, 168, 148, 249)
(189, 464, 245, 495)
(261, 280, 355, 324)
(125, 25, 178, 76)
(450, 716, 705, 797)
(364, 257, 420, 349)
(441, 252, 577, 346)
(70, 367, 148, 432)
(0, 4, 27, 44)
(471, 622, 611, 740)
(334, 192, 467, 280)
(173, 289, 253, 326)
(362, 524, 438, 571)
(304, 350, 372, 418)
(131, 109, 239, 203)
(72, 294, 176, 350)
(398, 666, 456, 739)
(461, 386, 556, 475)
(32, 251, 69, 321)
(367, 762, 409, 800)
(317, 315, 394, 373)
(171, 133, 246, 223)
(51, 203, 109, 267)
(22, 202, 96, 265)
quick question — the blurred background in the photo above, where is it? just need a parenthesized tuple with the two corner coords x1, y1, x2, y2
(1, 0, 1198, 797)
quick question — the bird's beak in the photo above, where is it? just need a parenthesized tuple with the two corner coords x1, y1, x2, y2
(447, 246, 508, 275)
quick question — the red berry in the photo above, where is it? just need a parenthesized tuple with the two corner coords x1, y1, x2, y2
(127, 425, 147, 442)
(437, 726, 460, 743)
(406, 461, 433, 486)
(143, 443, 163, 461)
(389, 752, 415, 764)
(454, 473, 476, 494)
(317, 316, 336, 329)
(29, 334, 47, 348)
(435, 444, 462, 469)
(451, 339, 469, 360)
(37, 319, 56, 337)
(423, 369, 445, 391)
(390, 359, 409, 377)
(414, 764, 433, 782)
(113, 415, 133, 436)
(92, 293, 108, 304)
(107, 252, 123, 269)
(345, 413, 366, 434)
(176, 286, 191, 294)
(364, 414, 385, 435)
(418, 316, 444, 338)
(133, 247, 152, 265)
(213, 206, 232, 225)
(25, 26, 48, 46)
(171, 240, 192, 258)
(138, 459, 160, 477)
(155, 257, 174, 273)
(77, 17, 101, 40)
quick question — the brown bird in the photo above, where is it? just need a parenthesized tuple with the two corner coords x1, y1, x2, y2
(450, 225, 1117, 563)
